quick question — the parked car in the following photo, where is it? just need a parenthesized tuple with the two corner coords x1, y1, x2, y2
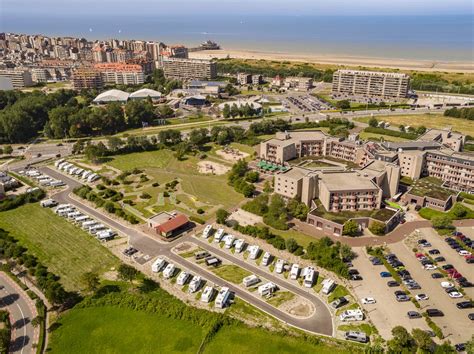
(426, 309, 444, 317)
(362, 297, 376, 304)
(434, 256, 446, 262)
(424, 264, 437, 270)
(407, 311, 421, 319)
(428, 249, 440, 255)
(387, 281, 400, 287)
(380, 271, 391, 278)
(456, 301, 473, 309)
(449, 292, 463, 299)
(468, 313, 474, 320)
(431, 273, 444, 279)
(454, 343, 465, 352)
(415, 294, 429, 301)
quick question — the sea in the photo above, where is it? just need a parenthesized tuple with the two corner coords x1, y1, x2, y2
(1, 14, 472, 61)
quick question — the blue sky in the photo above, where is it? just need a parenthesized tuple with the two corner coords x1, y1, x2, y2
(2, 0, 473, 16)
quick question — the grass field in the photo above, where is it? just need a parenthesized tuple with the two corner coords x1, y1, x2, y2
(354, 114, 474, 137)
(48, 307, 205, 354)
(419, 203, 474, 221)
(211, 265, 251, 284)
(270, 227, 316, 248)
(203, 324, 349, 354)
(0, 203, 119, 291)
(337, 323, 378, 336)
(358, 131, 410, 142)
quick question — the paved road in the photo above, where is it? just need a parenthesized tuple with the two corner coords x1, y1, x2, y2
(42, 167, 334, 336)
(0, 272, 37, 354)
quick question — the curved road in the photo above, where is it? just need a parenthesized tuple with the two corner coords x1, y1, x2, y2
(0, 272, 37, 354)
(42, 167, 334, 336)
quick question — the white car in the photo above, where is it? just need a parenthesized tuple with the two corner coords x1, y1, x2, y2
(441, 281, 454, 288)
(459, 250, 471, 257)
(424, 264, 437, 270)
(415, 294, 429, 301)
(448, 292, 463, 299)
(362, 297, 376, 304)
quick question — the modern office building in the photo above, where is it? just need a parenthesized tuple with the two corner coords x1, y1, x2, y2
(0, 69, 34, 88)
(162, 58, 217, 80)
(332, 70, 410, 99)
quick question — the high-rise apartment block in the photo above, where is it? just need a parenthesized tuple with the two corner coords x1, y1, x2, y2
(162, 58, 217, 80)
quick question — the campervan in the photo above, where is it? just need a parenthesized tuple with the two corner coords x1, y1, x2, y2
(215, 287, 231, 308)
(234, 239, 245, 253)
(176, 271, 191, 286)
(151, 258, 166, 273)
(275, 259, 286, 274)
(202, 224, 213, 238)
(74, 215, 89, 224)
(248, 245, 260, 260)
(321, 279, 336, 295)
(290, 264, 300, 280)
(82, 171, 92, 180)
(224, 235, 235, 249)
(188, 276, 202, 293)
(339, 309, 364, 322)
(82, 220, 98, 230)
(261, 252, 272, 266)
(214, 228, 225, 243)
(40, 199, 57, 208)
(258, 282, 277, 297)
(201, 286, 215, 303)
(89, 224, 106, 234)
(96, 230, 116, 241)
(303, 267, 316, 288)
(344, 331, 368, 343)
(243, 274, 260, 287)
(67, 211, 82, 219)
(163, 264, 176, 279)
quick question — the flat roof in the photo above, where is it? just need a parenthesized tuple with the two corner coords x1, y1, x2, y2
(321, 172, 379, 191)
(279, 167, 311, 180)
(382, 141, 441, 151)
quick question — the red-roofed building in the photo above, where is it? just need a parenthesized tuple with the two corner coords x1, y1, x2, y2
(148, 212, 190, 238)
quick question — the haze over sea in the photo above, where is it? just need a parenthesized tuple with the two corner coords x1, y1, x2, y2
(1, 14, 472, 61)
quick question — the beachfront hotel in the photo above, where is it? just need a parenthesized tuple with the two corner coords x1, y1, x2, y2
(162, 57, 217, 80)
(331, 69, 410, 99)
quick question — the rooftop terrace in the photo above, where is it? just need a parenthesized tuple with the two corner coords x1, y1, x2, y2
(408, 177, 454, 201)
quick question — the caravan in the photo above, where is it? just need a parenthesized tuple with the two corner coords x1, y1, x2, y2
(40, 199, 58, 208)
(321, 278, 336, 295)
(290, 264, 300, 280)
(151, 258, 166, 273)
(163, 264, 176, 279)
(188, 276, 202, 293)
(243, 274, 260, 287)
(176, 271, 191, 286)
(54, 159, 65, 168)
(214, 228, 225, 243)
(89, 224, 106, 234)
(96, 229, 116, 241)
(303, 267, 316, 288)
(261, 252, 272, 266)
(275, 259, 286, 274)
(67, 211, 82, 219)
(339, 309, 364, 322)
(234, 239, 245, 253)
(82, 220, 98, 230)
(258, 282, 277, 297)
(74, 215, 89, 224)
(202, 224, 213, 238)
(201, 286, 215, 303)
(215, 287, 231, 308)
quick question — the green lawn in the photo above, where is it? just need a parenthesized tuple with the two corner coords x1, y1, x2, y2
(203, 324, 350, 354)
(419, 203, 474, 220)
(270, 227, 316, 248)
(48, 307, 205, 354)
(358, 131, 410, 142)
(0, 203, 119, 291)
(211, 265, 251, 284)
(338, 323, 378, 336)
(267, 291, 295, 307)
(328, 285, 350, 303)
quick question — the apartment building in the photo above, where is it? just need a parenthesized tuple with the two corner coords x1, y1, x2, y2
(332, 70, 410, 99)
(417, 128, 465, 152)
(0, 69, 34, 88)
(72, 67, 103, 90)
(237, 73, 252, 85)
(162, 58, 217, 80)
(285, 77, 313, 90)
(252, 74, 263, 85)
(94, 63, 145, 85)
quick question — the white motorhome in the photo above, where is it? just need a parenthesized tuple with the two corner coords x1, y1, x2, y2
(290, 264, 300, 280)
(163, 264, 176, 279)
(74, 168, 84, 175)
(58, 207, 74, 216)
(176, 271, 191, 286)
(202, 224, 213, 238)
(82, 220, 98, 230)
(339, 309, 364, 322)
(188, 276, 202, 293)
(234, 239, 245, 253)
(151, 258, 166, 273)
(74, 215, 89, 224)
(214, 228, 225, 243)
(261, 252, 272, 266)
(67, 211, 82, 219)
(40, 199, 57, 208)
(321, 278, 336, 295)
(248, 245, 260, 260)
(215, 287, 231, 308)
(96, 230, 116, 241)
(243, 274, 260, 287)
(275, 259, 286, 274)
(54, 159, 65, 168)
(54, 204, 71, 212)
(303, 267, 316, 288)
(201, 286, 215, 303)
(224, 235, 235, 249)
(87, 174, 100, 182)
(258, 282, 277, 297)
(89, 224, 106, 234)
(82, 171, 92, 180)
(50, 180, 65, 187)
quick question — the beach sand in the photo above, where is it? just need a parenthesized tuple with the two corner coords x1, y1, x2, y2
(189, 49, 474, 73)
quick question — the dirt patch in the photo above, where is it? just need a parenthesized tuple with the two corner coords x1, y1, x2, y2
(197, 160, 230, 175)
(228, 209, 263, 226)
(173, 242, 195, 253)
(280, 296, 315, 318)
(216, 148, 250, 162)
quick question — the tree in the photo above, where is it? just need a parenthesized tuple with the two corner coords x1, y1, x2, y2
(263, 180, 273, 193)
(188, 128, 209, 148)
(84, 142, 108, 163)
(81, 271, 100, 293)
(369, 221, 386, 236)
(117, 264, 138, 283)
(340, 244, 355, 261)
(155, 104, 174, 119)
(343, 220, 359, 236)
(31, 315, 43, 328)
(3, 145, 13, 155)
(416, 125, 427, 135)
(125, 100, 154, 127)
(139, 278, 159, 293)
(411, 328, 433, 352)
(285, 238, 299, 253)
(244, 171, 259, 183)
(451, 204, 467, 218)
(174, 142, 190, 161)
(336, 100, 350, 110)
(216, 208, 229, 224)
(107, 136, 124, 152)
(399, 125, 405, 132)
(431, 215, 453, 230)
(388, 326, 416, 353)
(465, 335, 474, 354)
(222, 103, 231, 118)
(368, 117, 379, 127)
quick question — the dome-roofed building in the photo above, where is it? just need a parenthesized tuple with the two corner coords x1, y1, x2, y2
(93, 89, 130, 104)
(182, 95, 209, 107)
(129, 88, 162, 101)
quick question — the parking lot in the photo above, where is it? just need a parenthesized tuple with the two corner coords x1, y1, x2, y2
(350, 248, 430, 339)
(390, 229, 473, 343)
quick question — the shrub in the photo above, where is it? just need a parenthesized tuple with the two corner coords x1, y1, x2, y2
(216, 209, 230, 224)
(196, 208, 205, 214)
(369, 221, 386, 236)
(140, 192, 152, 199)
(190, 216, 205, 225)
(152, 182, 160, 187)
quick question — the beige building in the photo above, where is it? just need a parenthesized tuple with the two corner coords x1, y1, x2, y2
(285, 77, 313, 90)
(94, 63, 145, 85)
(332, 70, 410, 99)
(72, 68, 103, 90)
(0, 69, 34, 88)
(162, 58, 217, 80)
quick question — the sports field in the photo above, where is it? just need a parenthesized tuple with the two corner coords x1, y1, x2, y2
(0, 203, 119, 291)
(355, 114, 474, 136)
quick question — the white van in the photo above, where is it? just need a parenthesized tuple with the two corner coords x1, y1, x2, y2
(188, 276, 202, 293)
(151, 258, 166, 273)
(176, 271, 191, 286)
(234, 239, 245, 253)
(290, 264, 300, 280)
(224, 235, 235, 249)
(243, 274, 260, 287)
(163, 264, 176, 279)
(215, 287, 231, 308)
(261, 252, 272, 266)
(202, 224, 213, 238)
(201, 286, 215, 303)
(214, 228, 225, 243)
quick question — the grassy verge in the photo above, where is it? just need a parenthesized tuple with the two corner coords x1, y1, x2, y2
(211, 265, 251, 284)
(419, 203, 474, 220)
(267, 291, 295, 307)
(327, 285, 350, 303)
(337, 323, 378, 336)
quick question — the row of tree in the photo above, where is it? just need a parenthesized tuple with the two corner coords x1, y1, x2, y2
(444, 107, 474, 120)
(221, 103, 261, 118)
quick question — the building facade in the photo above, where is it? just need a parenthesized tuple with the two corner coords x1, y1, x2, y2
(162, 58, 216, 80)
(0, 69, 34, 88)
